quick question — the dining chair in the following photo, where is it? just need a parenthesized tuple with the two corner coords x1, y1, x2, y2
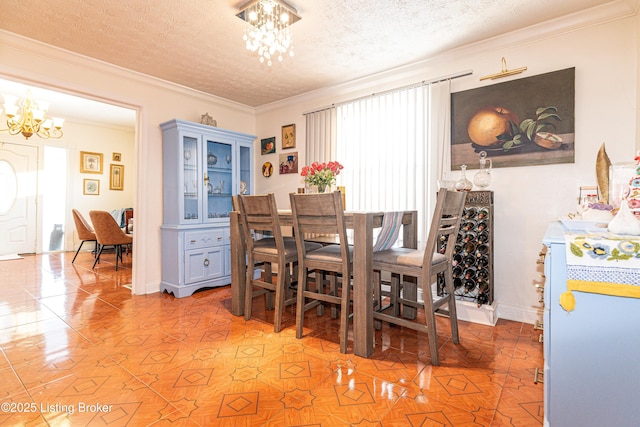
(237, 193, 321, 333)
(71, 209, 97, 263)
(372, 189, 466, 365)
(89, 210, 133, 271)
(289, 191, 352, 353)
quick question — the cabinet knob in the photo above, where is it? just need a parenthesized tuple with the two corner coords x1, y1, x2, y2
(203, 258, 210, 267)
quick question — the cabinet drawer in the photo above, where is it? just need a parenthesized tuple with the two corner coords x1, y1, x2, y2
(185, 229, 225, 249)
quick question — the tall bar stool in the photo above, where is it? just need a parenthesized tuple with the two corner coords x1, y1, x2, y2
(237, 193, 321, 333)
(289, 191, 352, 353)
(372, 189, 466, 365)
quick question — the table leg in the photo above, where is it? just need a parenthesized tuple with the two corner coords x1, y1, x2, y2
(230, 211, 246, 316)
(353, 212, 374, 358)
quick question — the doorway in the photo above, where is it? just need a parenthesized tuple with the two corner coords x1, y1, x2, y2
(0, 142, 38, 255)
(0, 79, 137, 274)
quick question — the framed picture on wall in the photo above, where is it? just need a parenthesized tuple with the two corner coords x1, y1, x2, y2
(80, 151, 103, 174)
(83, 179, 100, 195)
(112, 152, 122, 162)
(282, 124, 296, 149)
(110, 164, 124, 190)
(278, 152, 298, 174)
(261, 137, 276, 155)
(450, 67, 575, 169)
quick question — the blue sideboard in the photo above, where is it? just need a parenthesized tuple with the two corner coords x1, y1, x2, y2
(542, 221, 640, 426)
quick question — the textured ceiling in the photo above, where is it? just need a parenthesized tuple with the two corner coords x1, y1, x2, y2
(0, 0, 630, 108)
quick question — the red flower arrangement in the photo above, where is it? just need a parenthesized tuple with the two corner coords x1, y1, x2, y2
(300, 161, 344, 192)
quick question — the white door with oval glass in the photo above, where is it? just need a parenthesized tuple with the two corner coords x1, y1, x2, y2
(0, 143, 37, 255)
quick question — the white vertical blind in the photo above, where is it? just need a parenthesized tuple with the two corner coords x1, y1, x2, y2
(305, 107, 336, 164)
(305, 80, 452, 247)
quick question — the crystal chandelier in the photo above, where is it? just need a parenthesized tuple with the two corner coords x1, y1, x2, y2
(237, 0, 301, 66)
(0, 90, 64, 139)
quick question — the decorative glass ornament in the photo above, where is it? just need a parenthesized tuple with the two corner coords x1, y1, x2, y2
(455, 164, 473, 192)
(473, 151, 492, 189)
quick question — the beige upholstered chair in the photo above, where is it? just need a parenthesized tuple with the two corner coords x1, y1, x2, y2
(289, 191, 352, 353)
(89, 210, 133, 271)
(237, 193, 321, 333)
(372, 189, 466, 365)
(71, 209, 97, 263)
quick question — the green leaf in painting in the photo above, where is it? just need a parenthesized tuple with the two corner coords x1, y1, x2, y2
(520, 118, 534, 132)
(538, 113, 561, 122)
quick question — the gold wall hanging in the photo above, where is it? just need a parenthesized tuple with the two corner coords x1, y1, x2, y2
(480, 57, 527, 81)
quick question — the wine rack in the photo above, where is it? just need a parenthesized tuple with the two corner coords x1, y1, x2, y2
(439, 190, 494, 306)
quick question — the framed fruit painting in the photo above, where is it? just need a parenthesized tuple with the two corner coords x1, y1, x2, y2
(451, 67, 575, 169)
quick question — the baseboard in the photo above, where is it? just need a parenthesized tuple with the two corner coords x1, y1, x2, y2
(496, 302, 543, 325)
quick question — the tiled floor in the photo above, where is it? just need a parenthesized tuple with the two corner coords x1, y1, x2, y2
(0, 251, 543, 426)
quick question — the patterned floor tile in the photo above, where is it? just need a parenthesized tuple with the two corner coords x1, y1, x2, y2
(0, 253, 543, 426)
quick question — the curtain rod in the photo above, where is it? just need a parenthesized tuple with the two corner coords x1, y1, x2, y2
(303, 69, 473, 116)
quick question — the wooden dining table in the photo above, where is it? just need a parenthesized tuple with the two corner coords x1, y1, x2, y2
(229, 209, 417, 358)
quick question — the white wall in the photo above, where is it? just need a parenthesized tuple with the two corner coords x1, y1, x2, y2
(0, 31, 256, 295)
(65, 121, 135, 250)
(253, 8, 639, 323)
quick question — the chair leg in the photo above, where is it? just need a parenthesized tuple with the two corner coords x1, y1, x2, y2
(315, 270, 325, 316)
(373, 270, 382, 331)
(115, 245, 120, 271)
(391, 273, 401, 317)
(426, 314, 440, 365)
(72, 240, 86, 263)
(339, 279, 350, 354)
(272, 266, 287, 333)
(444, 270, 460, 344)
(329, 272, 338, 319)
(92, 245, 104, 270)
(295, 267, 308, 340)
(422, 279, 440, 366)
(263, 263, 274, 310)
(244, 257, 255, 322)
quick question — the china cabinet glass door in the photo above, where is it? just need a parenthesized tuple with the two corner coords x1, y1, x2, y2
(205, 138, 233, 221)
(238, 143, 251, 196)
(183, 135, 200, 222)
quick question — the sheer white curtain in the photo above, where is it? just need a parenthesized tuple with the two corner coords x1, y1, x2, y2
(304, 80, 452, 246)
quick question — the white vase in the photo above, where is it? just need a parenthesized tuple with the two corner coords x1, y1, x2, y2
(608, 201, 640, 235)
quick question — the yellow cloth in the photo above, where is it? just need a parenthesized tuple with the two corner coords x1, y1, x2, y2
(561, 233, 640, 312)
(560, 280, 640, 312)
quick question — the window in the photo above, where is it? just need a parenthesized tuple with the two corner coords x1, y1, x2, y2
(306, 81, 451, 245)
